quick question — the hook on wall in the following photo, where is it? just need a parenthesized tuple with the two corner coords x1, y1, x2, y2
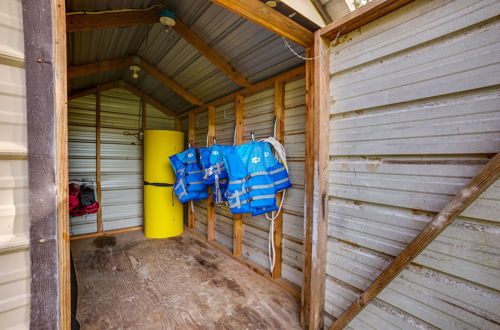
(251, 131, 255, 142)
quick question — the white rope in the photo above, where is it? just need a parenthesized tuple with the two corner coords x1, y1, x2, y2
(259, 136, 288, 272)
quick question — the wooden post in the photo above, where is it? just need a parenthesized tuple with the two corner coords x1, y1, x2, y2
(96, 85, 102, 233)
(233, 95, 244, 256)
(308, 30, 330, 330)
(23, 0, 70, 327)
(301, 47, 316, 327)
(188, 112, 196, 229)
(207, 106, 216, 241)
(272, 80, 285, 279)
(330, 153, 500, 329)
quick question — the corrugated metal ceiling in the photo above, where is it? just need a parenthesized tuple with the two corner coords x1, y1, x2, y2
(66, 0, 306, 114)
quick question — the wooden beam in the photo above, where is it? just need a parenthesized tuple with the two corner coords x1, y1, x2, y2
(66, 7, 160, 32)
(309, 30, 330, 330)
(66, 9, 250, 87)
(23, 0, 70, 327)
(191, 65, 306, 114)
(301, 47, 315, 328)
(310, 0, 333, 24)
(173, 18, 250, 87)
(67, 56, 134, 79)
(206, 105, 216, 241)
(210, 0, 313, 47)
(70, 226, 144, 241)
(120, 81, 176, 117)
(272, 80, 285, 279)
(233, 95, 244, 256)
(175, 117, 182, 131)
(96, 85, 102, 234)
(68, 56, 203, 106)
(320, 0, 414, 40)
(137, 58, 204, 106)
(188, 112, 196, 229)
(68, 81, 120, 100)
(331, 153, 500, 329)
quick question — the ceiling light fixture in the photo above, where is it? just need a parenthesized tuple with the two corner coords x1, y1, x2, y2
(129, 65, 141, 79)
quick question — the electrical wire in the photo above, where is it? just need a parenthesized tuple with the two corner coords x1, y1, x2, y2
(66, 5, 164, 15)
(281, 27, 344, 61)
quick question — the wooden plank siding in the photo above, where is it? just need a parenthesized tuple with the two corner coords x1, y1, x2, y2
(324, 0, 500, 328)
(189, 74, 307, 289)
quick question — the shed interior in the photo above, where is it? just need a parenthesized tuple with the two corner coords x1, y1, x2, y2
(66, 0, 312, 328)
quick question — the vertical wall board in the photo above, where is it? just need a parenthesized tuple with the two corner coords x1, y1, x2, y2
(68, 88, 174, 235)
(326, 0, 500, 327)
(0, 1, 31, 325)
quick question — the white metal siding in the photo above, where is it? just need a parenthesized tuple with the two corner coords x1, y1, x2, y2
(0, 0, 30, 328)
(68, 88, 174, 235)
(241, 88, 276, 269)
(326, 0, 500, 327)
(282, 78, 306, 286)
(192, 83, 307, 281)
(194, 112, 209, 236)
(214, 102, 236, 250)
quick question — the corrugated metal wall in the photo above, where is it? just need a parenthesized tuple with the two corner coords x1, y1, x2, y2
(190, 78, 306, 286)
(214, 102, 236, 250)
(193, 111, 209, 236)
(241, 88, 276, 269)
(0, 0, 30, 328)
(69, 87, 174, 235)
(325, 0, 500, 328)
(282, 78, 306, 286)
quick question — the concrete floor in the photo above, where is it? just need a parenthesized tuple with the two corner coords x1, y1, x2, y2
(71, 230, 302, 329)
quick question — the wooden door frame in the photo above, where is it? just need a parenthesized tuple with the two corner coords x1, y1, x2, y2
(22, 0, 71, 328)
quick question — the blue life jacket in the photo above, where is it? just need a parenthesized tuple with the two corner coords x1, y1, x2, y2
(169, 147, 208, 203)
(200, 145, 229, 205)
(223, 141, 291, 215)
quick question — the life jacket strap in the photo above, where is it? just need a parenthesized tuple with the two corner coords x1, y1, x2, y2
(229, 167, 287, 185)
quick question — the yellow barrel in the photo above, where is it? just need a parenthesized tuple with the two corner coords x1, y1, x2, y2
(144, 130, 184, 238)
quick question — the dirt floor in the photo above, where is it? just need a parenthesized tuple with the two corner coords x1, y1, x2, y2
(71, 230, 302, 329)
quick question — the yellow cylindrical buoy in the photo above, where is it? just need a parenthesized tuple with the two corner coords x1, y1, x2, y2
(144, 130, 184, 238)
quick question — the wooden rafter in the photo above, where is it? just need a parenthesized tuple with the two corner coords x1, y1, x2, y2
(68, 80, 176, 117)
(310, 0, 333, 24)
(67, 56, 134, 79)
(68, 81, 120, 100)
(66, 7, 160, 32)
(320, 0, 415, 40)
(66, 9, 249, 87)
(210, 0, 313, 47)
(173, 18, 250, 87)
(137, 58, 203, 106)
(183, 65, 306, 116)
(68, 56, 203, 106)
(331, 153, 500, 329)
